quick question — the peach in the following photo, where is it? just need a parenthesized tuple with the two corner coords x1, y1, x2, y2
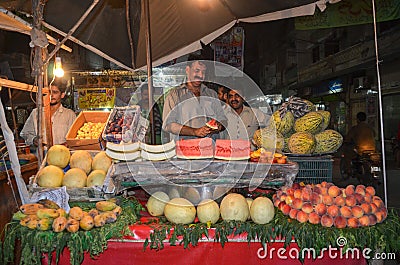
(347, 217, 359, 228)
(279, 194, 287, 202)
(344, 185, 355, 196)
(334, 196, 345, 206)
(359, 215, 370, 227)
(364, 194, 372, 203)
(313, 186, 322, 194)
(328, 186, 341, 198)
(351, 205, 364, 218)
(354, 193, 365, 204)
(308, 212, 321, 224)
(293, 189, 302, 199)
(310, 193, 322, 204)
(278, 201, 287, 211)
(365, 186, 376, 196)
(340, 206, 353, 218)
(281, 204, 292, 215)
(345, 195, 357, 207)
(286, 188, 295, 196)
(360, 203, 372, 214)
(315, 203, 327, 216)
(370, 203, 378, 214)
(322, 195, 334, 205)
(296, 211, 309, 223)
(320, 181, 328, 188)
(292, 183, 301, 190)
(302, 202, 314, 214)
(292, 198, 303, 210)
(319, 187, 328, 195)
(375, 208, 387, 223)
(355, 185, 366, 196)
(301, 189, 312, 201)
(276, 190, 283, 198)
(327, 205, 339, 217)
(372, 196, 384, 208)
(285, 195, 294, 205)
(334, 216, 347, 229)
(321, 215, 334, 227)
(368, 214, 377, 226)
(274, 198, 281, 208)
(289, 208, 299, 219)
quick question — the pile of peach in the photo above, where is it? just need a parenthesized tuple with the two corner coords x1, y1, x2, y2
(272, 182, 387, 228)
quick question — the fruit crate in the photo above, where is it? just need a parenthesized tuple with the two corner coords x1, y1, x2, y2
(287, 155, 333, 184)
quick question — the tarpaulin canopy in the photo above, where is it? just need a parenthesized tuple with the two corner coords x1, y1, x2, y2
(23, 0, 337, 71)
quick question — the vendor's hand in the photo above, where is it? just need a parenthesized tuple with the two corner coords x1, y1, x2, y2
(194, 126, 214, 137)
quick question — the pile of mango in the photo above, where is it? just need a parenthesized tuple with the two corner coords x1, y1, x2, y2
(13, 200, 121, 232)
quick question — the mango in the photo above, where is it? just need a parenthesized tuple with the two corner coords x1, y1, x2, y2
(37, 218, 53, 231)
(20, 203, 44, 215)
(66, 218, 79, 233)
(37, 208, 60, 219)
(79, 215, 94, 231)
(96, 201, 117, 212)
(52, 216, 68, 232)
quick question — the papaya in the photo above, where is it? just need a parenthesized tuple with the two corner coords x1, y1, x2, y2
(88, 208, 99, 218)
(36, 208, 60, 219)
(38, 199, 60, 209)
(66, 218, 80, 233)
(26, 218, 40, 230)
(79, 215, 94, 231)
(20, 203, 44, 215)
(69, 207, 84, 220)
(12, 211, 27, 221)
(112, 206, 122, 217)
(94, 214, 106, 227)
(56, 208, 67, 218)
(20, 215, 38, 227)
(101, 211, 117, 224)
(52, 216, 68, 232)
(37, 218, 53, 231)
(96, 201, 117, 212)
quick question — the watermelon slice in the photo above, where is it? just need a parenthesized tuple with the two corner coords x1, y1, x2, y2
(214, 139, 251, 161)
(206, 119, 218, 130)
(176, 138, 214, 159)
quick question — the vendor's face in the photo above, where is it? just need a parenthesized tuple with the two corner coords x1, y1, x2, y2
(186, 61, 206, 88)
(228, 89, 244, 110)
(217, 87, 227, 102)
(50, 85, 65, 105)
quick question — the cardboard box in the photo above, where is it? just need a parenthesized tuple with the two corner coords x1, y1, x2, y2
(66, 111, 110, 150)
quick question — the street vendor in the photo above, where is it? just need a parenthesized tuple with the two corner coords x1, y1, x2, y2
(20, 80, 76, 151)
(162, 54, 227, 140)
(222, 87, 266, 141)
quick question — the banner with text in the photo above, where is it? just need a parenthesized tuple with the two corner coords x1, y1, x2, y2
(295, 0, 400, 30)
(78, 87, 116, 109)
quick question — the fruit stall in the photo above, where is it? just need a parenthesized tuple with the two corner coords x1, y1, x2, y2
(1, 99, 400, 265)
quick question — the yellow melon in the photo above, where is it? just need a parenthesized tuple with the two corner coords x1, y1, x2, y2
(164, 198, 196, 224)
(46, 145, 70, 168)
(146, 191, 170, 217)
(246, 197, 254, 220)
(92, 151, 112, 173)
(220, 193, 249, 222)
(184, 187, 201, 205)
(197, 199, 220, 224)
(86, 170, 106, 187)
(70, 150, 93, 174)
(250, 197, 275, 224)
(37, 165, 64, 187)
(62, 168, 87, 188)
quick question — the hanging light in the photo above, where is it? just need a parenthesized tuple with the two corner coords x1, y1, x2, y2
(53, 56, 64, 77)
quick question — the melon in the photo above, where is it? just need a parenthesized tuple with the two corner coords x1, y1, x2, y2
(288, 132, 316, 154)
(92, 151, 112, 173)
(164, 198, 196, 224)
(146, 191, 170, 217)
(246, 198, 254, 220)
(176, 137, 214, 159)
(317, 110, 331, 131)
(184, 187, 201, 205)
(205, 119, 218, 130)
(86, 170, 106, 187)
(168, 187, 180, 199)
(214, 139, 250, 160)
(70, 150, 93, 174)
(253, 128, 284, 150)
(197, 199, 220, 224)
(314, 129, 343, 153)
(62, 168, 87, 188)
(220, 193, 249, 222)
(37, 165, 64, 187)
(213, 186, 230, 200)
(250, 197, 275, 224)
(46, 145, 70, 168)
(294, 112, 324, 134)
(140, 140, 175, 153)
(271, 111, 294, 135)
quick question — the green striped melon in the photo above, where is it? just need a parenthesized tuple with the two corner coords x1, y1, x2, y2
(314, 129, 343, 153)
(253, 128, 284, 151)
(317, 110, 331, 131)
(294, 112, 323, 134)
(271, 111, 294, 135)
(288, 132, 316, 154)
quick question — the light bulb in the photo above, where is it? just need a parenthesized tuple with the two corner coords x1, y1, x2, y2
(54, 57, 64, 77)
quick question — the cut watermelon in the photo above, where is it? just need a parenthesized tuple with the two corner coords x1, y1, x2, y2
(176, 138, 214, 159)
(214, 139, 251, 160)
(206, 119, 218, 130)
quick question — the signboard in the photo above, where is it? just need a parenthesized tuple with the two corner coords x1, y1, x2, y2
(78, 87, 116, 109)
(213, 27, 244, 76)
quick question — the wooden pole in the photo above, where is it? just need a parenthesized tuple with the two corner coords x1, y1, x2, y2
(143, 0, 156, 144)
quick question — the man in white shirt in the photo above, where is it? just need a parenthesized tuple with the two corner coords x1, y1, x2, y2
(223, 88, 266, 141)
(20, 81, 76, 150)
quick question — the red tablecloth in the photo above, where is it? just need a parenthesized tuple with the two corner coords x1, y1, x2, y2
(43, 217, 367, 265)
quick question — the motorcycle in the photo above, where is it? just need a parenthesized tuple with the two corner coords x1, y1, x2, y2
(340, 147, 381, 188)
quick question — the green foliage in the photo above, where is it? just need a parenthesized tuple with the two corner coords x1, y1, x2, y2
(0, 197, 142, 265)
